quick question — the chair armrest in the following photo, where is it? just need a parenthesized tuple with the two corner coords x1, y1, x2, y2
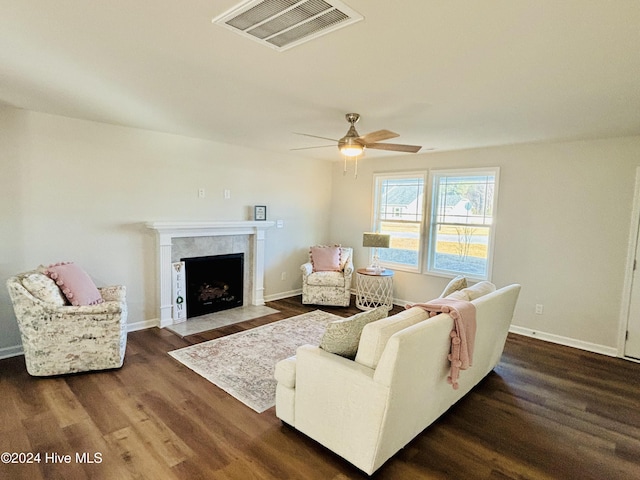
(343, 256, 354, 276)
(301, 262, 313, 277)
(43, 300, 124, 315)
(99, 285, 126, 302)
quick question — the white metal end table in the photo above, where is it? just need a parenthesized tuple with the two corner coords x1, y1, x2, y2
(355, 268, 394, 311)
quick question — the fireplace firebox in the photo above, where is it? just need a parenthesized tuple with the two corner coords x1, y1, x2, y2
(181, 253, 244, 318)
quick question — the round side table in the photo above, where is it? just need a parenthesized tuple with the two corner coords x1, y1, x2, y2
(355, 268, 394, 311)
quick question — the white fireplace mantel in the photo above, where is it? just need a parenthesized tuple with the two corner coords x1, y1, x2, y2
(146, 221, 275, 327)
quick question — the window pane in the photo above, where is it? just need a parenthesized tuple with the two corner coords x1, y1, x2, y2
(429, 170, 498, 279)
(374, 174, 425, 271)
(432, 225, 491, 277)
(379, 178, 423, 221)
(436, 175, 495, 226)
(378, 220, 421, 266)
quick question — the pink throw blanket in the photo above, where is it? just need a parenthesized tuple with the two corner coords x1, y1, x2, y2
(406, 298, 477, 389)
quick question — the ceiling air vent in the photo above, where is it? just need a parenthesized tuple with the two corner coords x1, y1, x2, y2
(213, 0, 363, 51)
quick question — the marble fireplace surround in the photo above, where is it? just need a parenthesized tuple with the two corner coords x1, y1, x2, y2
(146, 221, 274, 327)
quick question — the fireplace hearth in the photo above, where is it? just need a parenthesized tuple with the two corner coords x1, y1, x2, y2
(182, 253, 244, 318)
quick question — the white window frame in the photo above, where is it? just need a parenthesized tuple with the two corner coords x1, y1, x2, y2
(371, 171, 427, 273)
(426, 167, 500, 281)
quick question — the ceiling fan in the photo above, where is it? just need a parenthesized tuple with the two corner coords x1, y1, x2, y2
(293, 113, 423, 158)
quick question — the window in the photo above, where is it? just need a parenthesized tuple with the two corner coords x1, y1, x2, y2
(372, 173, 426, 272)
(427, 168, 499, 279)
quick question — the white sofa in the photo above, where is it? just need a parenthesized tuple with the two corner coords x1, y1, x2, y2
(274, 283, 521, 475)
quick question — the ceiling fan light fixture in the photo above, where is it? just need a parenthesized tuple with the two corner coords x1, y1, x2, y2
(338, 136, 364, 157)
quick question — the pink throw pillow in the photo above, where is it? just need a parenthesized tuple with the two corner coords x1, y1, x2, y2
(44, 262, 104, 306)
(310, 246, 342, 272)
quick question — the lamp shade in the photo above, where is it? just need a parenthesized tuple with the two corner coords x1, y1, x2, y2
(362, 232, 391, 248)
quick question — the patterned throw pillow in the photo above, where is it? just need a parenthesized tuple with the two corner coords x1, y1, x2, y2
(320, 306, 388, 359)
(44, 262, 104, 306)
(440, 275, 467, 298)
(21, 273, 68, 306)
(310, 245, 342, 272)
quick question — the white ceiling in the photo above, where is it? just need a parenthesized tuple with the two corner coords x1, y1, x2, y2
(2, 0, 639, 160)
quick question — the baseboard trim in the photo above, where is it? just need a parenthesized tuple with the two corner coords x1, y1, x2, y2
(0, 344, 23, 360)
(128, 318, 159, 332)
(264, 289, 302, 302)
(509, 325, 619, 357)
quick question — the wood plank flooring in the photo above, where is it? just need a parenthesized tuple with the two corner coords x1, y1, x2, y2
(1, 296, 639, 479)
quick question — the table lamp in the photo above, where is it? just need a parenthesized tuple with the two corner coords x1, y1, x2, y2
(362, 232, 391, 273)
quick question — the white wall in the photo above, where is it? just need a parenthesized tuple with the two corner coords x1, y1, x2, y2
(0, 107, 333, 353)
(3, 105, 639, 357)
(329, 136, 640, 353)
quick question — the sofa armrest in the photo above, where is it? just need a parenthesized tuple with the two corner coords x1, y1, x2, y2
(293, 345, 390, 474)
(300, 262, 313, 277)
(99, 285, 126, 302)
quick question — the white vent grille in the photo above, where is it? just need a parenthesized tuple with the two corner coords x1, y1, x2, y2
(213, 0, 363, 51)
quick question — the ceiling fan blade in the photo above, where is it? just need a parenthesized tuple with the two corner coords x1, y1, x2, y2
(290, 145, 335, 151)
(293, 132, 338, 142)
(358, 129, 400, 144)
(366, 143, 423, 153)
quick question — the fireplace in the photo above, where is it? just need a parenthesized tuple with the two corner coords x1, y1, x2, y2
(146, 221, 274, 327)
(182, 253, 244, 318)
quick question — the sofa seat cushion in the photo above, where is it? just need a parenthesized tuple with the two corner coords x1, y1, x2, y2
(320, 306, 388, 359)
(274, 355, 297, 388)
(306, 271, 346, 287)
(355, 306, 430, 369)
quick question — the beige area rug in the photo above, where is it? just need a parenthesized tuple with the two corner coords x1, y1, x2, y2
(168, 310, 340, 413)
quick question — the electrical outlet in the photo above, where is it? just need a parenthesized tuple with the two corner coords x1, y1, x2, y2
(281, 272, 287, 281)
(198, 188, 205, 198)
(224, 189, 231, 199)
(535, 304, 544, 315)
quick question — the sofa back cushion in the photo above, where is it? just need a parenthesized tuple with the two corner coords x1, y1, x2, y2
(355, 307, 430, 369)
(462, 281, 496, 300)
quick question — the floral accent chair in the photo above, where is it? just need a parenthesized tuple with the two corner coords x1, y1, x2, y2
(301, 246, 353, 307)
(6, 270, 128, 376)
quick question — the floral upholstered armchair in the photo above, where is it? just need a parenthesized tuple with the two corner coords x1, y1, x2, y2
(6, 266, 127, 376)
(301, 246, 353, 307)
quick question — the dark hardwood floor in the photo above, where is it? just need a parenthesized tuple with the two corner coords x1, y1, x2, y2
(1, 296, 639, 479)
